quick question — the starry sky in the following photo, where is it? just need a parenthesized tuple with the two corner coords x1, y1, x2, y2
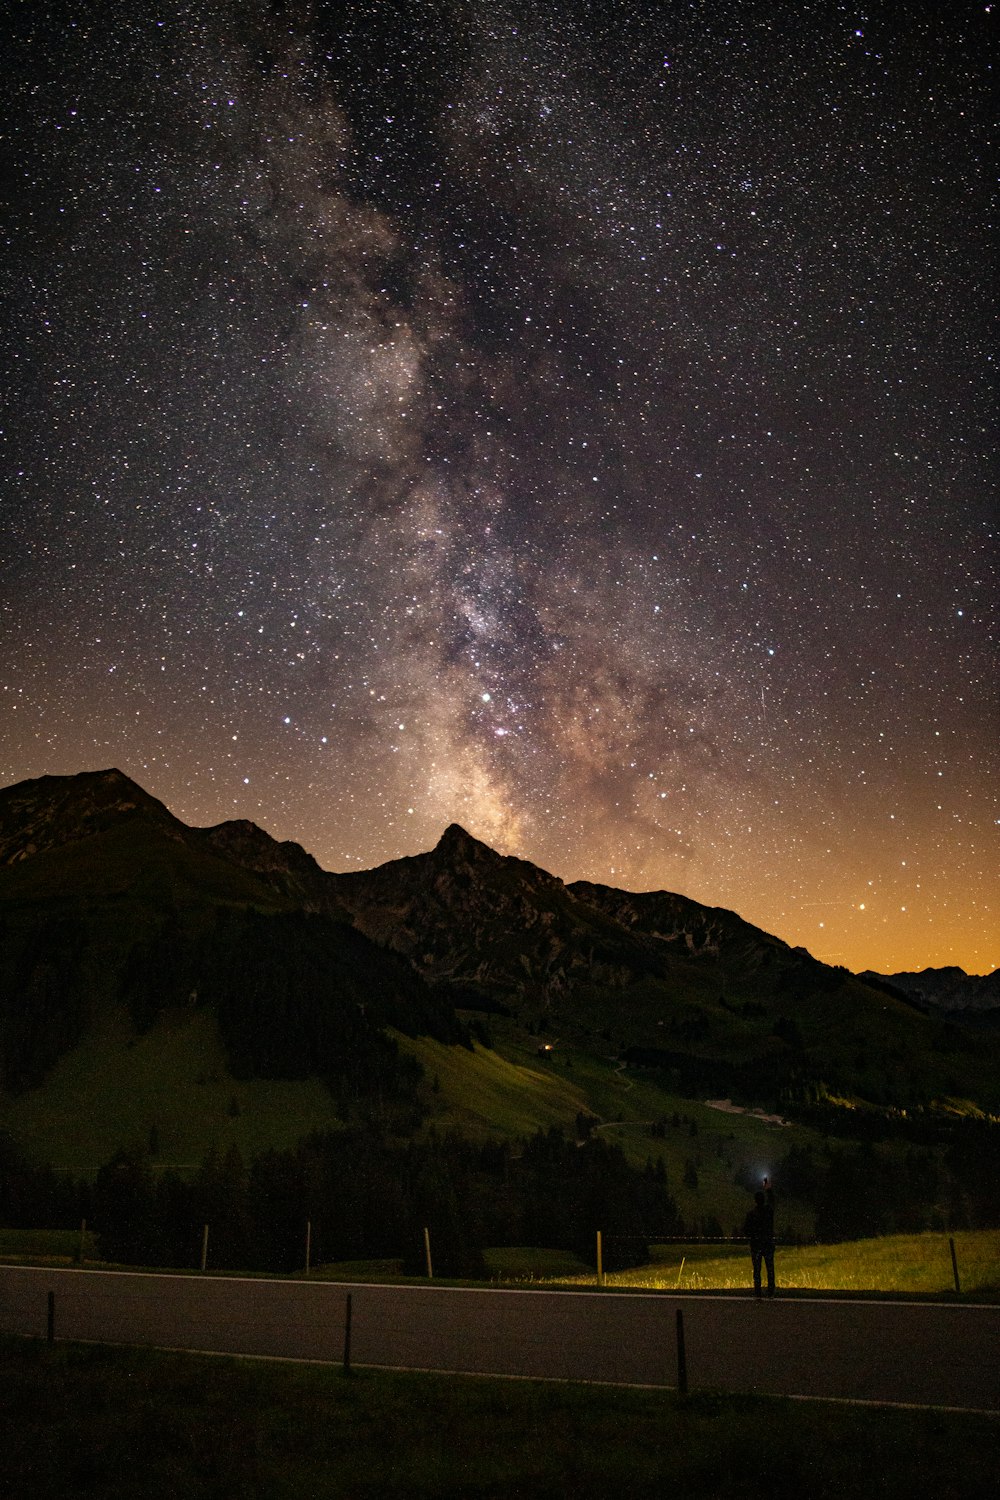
(2, 1, 996, 975)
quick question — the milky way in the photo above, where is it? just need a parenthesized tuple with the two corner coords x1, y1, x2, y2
(2, 1, 995, 972)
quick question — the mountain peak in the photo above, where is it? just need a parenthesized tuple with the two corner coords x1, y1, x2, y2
(430, 822, 529, 871)
(84, 766, 136, 787)
(862, 964, 1000, 1013)
(435, 822, 486, 853)
(202, 817, 325, 885)
(0, 767, 181, 867)
(32, 766, 141, 797)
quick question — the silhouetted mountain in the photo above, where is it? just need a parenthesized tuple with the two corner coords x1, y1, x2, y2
(326, 821, 799, 1004)
(328, 821, 626, 991)
(201, 817, 349, 916)
(0, 768, 185, 865)
(861, 966, 1000, 1014)
(323, 822, 995, 1106)
(0, 769, 460, 1102)
(2, 770, 999, 1117)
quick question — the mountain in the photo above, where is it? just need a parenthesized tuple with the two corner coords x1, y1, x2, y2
(0, 766, 347, 916)
(327, 821, 815, 1016)
(2, 769, 999, 1137)
(0, 769, 461, 1105)
(861, 966, 1000, 1015)
(325, 823, 1000, 1108)
(0, 766, 186, 865)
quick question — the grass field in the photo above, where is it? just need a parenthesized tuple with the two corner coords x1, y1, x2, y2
(396, 1032, 589, 1139)
(406, 1015, 824, 1236)
(483, 1245, 594, 1280)
(315, 1232, 999, 1297)
(6, 1230, 994, 1300)
(2, 1336, 997, 1500)
(0, 998, 963, 1262)
(516, 1230, 1000, 1297)
(479, 1021, 824, 1235)
(0, 1227, 97, 1262)
(0, 1007, 343, 1173)
(661, 1231, 1000, 1295)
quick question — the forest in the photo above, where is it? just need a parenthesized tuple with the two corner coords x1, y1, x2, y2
(2, 1111, 997, 1277)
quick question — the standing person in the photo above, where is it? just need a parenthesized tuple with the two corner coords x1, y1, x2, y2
(744, 1177, 776, 1298)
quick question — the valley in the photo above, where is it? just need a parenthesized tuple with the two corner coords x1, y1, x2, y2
(1, 768, 997, 1273)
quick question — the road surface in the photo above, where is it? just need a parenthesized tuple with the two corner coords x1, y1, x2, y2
(2, 1266, 997, 1411)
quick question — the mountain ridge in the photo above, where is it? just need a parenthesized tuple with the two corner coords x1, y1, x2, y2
(861, 965, 1000, 1014)
(0, 767, 186, 865)
(3, 769, 988, 997)
(2, 768, 998, 1117)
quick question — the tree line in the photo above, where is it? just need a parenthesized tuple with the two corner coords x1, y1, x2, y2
(1, 1126, 682, 1277)
(2, 1112, 997, 1268)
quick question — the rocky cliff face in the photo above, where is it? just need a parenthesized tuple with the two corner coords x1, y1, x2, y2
(327, 823, 586, 992)
(0, 769, 347, 915)
(0, 772, 808, 994)
(0, 769, 829, 1012)
(567, 880, 780, 963)
(862, 965, 1000, 1013)
(326, 822, 800, 1006)
(200, 818, 348, 916)
(0, 768, 462, 1094)
(0, 768, 185, 865)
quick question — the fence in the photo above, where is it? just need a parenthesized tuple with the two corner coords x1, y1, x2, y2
(1, 1264, 997, 1411)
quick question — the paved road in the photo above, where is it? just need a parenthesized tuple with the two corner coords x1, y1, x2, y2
(2, 1266, 997, 1411)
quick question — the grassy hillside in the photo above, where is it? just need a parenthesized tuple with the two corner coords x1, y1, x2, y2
(0, 813, 289, 925)
(0, 990, 816, 1236)
(3, 997, 992, 1250)
(0, 815, 291, 1093)
(470, 1019, 823, 1235)
(485, 1231, 1000, 1295)
(396, 1033, 589, 1139)
(611, 1230, 1000, 1296)
(2, 771, 997, 1252)
(1, 808, 461, 1129)
(334, 828, 1000, 1115)
(0, 1005, 342, 1174)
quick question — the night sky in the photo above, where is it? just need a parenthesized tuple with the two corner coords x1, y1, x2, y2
(2, 1, 995, 975)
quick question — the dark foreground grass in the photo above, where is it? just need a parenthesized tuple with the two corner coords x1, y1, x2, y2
(2, 1336, 996, 1500)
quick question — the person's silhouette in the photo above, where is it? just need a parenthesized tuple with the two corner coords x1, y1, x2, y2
(744, 1179, 776, 1298)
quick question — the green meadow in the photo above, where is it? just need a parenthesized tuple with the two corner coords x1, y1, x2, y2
(7, 1230, 994, 1301)
(632, 1230, 1000, 1297)
(421, 1022, 825, 1236)
(2, 1003, 808, 1214)
(485, 1230, 1000, 1297)
(396, 1031, 589, 1138)
(0, 998, 990, 1265)
(0, 1006, 343, 1174)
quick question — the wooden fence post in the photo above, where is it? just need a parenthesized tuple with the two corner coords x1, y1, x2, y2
(675, 1308, 688, 1396)
(423, 1227, 433, 1279)
(343, 1293, 353, 1376)
(949, 1236, 961, 1294)
(596, 1230, 604, 1286)
(305, 1220, 312, 1277)
(200, 1224, 209, 1272)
